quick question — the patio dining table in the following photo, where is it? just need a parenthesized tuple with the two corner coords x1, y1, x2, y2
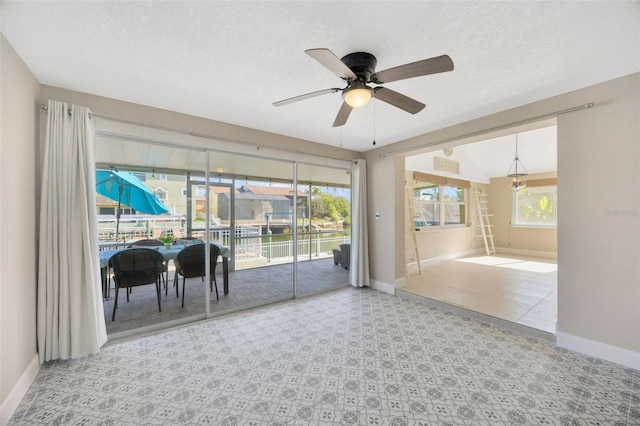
(99, 244, 230, 299)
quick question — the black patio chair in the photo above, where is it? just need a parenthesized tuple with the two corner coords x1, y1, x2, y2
(173, 244, 221, 307)
(109, 248, 165, 321)
(127, 238, 169, 292)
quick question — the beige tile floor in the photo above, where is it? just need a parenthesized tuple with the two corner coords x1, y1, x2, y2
(401, 253, 557, 333)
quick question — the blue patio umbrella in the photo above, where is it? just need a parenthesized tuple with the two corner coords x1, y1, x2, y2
(96, 169, 170, 238)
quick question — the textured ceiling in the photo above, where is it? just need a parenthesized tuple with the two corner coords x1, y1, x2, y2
(1, 1, 639, 152)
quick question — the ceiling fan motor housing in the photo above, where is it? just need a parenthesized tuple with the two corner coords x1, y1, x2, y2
(341, 52, 377, 81)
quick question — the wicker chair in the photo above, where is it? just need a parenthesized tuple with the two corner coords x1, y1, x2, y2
(127, 238, 169, 292)
(173, 244, 221, 307)
(109, 248, 165, 321)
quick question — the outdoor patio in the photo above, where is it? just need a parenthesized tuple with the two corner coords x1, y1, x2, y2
(103, 257, 349, 336)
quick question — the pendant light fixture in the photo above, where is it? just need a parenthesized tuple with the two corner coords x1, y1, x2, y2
(507, 134, 528, 190)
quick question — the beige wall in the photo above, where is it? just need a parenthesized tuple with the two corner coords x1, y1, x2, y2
(39, 86, 360, 163)
(368, 72, 640, 356)
(0, 34, 40, 413)
(414, 227, 476, 259)
(488, 172, 557, 254)
(364, 155, 400, 288)
(402, 169, 557, 266)
(556, 73, 639, 353)
(403, 170, 486, 264)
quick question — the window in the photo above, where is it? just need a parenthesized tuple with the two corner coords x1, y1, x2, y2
(442, 185, 466, 225)
(99, 206, 134, 215)
(512, 185, 557, 226)
(414, 185, 439, 226)
(413, 182, 467, 227)
(154, 188, 168, 201)
(181, 188, 187, 197)
(133, 172, 146, 182)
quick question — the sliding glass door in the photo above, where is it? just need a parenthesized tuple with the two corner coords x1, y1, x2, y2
(95, 136, 209, 336)
(208, 151, 295, 313)
(95, 128, 353, 338)
(296, 163, 352, 295)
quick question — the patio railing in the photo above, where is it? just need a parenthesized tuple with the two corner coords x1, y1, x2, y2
(99, 228, 350, 268)
(256, 235, 349, 261)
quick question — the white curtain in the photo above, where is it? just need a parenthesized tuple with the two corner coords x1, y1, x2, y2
(350, 159, 370, 287)
(37, 100, 107, 363)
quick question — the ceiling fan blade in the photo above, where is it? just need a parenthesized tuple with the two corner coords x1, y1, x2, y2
(273, 88, 341, 107)
(306, 48, 357, 80)
(374, 87, 425, 114)
(332, 102, 353, 127)
(372, 54, 454, 84)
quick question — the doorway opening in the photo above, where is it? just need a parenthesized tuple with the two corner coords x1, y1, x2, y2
(401, 124, 557, 334)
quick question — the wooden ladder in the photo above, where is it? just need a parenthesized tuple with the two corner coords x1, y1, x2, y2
(405, 185, 422, 275)
(474, 188, 496, 255)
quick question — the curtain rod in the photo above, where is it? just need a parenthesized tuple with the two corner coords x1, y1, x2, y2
(41, 104, 358, 164)
(40, 103, 94, 118)
(378, 103, 594, 158)
(188, 130, 359, 164)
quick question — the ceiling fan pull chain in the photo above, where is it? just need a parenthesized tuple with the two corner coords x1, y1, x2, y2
(372, 98, 377, 146)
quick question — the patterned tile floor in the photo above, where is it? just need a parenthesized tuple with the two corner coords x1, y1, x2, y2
(10, 288, 639, 425)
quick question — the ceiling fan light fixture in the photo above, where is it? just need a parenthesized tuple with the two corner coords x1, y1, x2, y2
(274, 48, 454, 127)
(343, 84, 372, 108)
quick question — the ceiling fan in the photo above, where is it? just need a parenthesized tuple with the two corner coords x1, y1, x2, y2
(273, 48, 454, 127)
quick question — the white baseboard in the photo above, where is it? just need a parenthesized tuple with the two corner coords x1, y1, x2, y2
(0, 354, 40, 425)
(556, 332, 640, 370)
(370, 279, 395, 294)
(395, 276, 407, 289)
(412, 248, 556, 266)
(418, 248, 485, 265)
(496, 247, 557, 259)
